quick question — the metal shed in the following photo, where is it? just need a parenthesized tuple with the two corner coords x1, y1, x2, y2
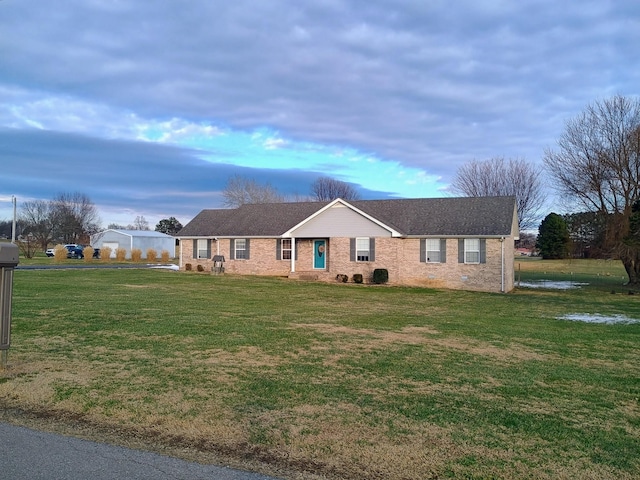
(90, 229, 175, 259)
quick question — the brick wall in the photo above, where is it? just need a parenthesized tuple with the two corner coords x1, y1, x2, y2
(181, 236, 515, 292)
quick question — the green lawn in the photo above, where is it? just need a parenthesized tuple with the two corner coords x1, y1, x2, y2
(2, 266, 639, 479)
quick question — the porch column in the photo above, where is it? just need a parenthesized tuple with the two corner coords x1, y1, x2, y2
(290, 237, 296, 273)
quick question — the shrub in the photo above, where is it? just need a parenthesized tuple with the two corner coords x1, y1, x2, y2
(115, 248, 127, 261)
(353, 273, 363, 284)
(185, 263, 192, 271)
(336, 274, 348, 283)
(372, 268, 389, 284)
(100, 246, 112, 262)
(53, 244, 67, 262)
(160, 250, 170, 263)
(197, 264, 205, 272)
(82, 246, 94, 262)
(130, 249, 142, 262)
(146, 249, 158, 262)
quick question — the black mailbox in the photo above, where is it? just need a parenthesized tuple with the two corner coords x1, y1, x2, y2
(0, 243, 19, 358)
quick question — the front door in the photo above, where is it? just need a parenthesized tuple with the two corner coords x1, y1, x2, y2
(313, 239, 326, 269)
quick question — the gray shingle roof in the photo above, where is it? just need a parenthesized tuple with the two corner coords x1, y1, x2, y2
(178, 196, 516, 237)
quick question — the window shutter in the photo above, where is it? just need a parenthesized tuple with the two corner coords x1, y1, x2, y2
(458, 239, 464, 263)
(192, 240, 197, 259)
(276, 239, 281, 260)
(229, 239, 235, 260)
(370, 238, 375, 261)
(206, 239, 211, 258)
(294, 240, 298, 260)
(420, 239, 426, 262)
(480, 239, 486, 264)
(245, 239, 250, 259)
(440, 239, 447, 263)
(350, 238, 356, 262)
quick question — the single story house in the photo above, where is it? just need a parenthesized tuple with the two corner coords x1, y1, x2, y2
(177, 196, 519, 292)
(90, 229, 176, 259)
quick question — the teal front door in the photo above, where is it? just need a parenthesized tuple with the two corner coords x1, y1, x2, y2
(313, 240, 326, 269)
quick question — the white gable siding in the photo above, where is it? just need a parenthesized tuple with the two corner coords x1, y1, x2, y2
(290, 204, 392, 237)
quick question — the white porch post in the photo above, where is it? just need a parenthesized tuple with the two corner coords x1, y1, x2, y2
(290, 237, 296, 273)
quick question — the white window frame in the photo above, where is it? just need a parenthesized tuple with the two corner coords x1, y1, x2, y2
(281, 238, 292, 260)
(464, 238, 480, 264)
(196, 239, 208, 259)
(235, 238, 247, 260)
(356, 237, 370, 262)
(426, 238, 441, 263)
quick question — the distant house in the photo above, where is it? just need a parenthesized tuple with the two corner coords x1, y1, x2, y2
(177, 196, 519, 293)
(90, 229, 175, 259)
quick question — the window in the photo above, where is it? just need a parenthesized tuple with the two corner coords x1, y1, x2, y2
(350, 238, 375, 261)
(281, 238, 292, 260)
(464, 238, 480, 264)
(235, 239, 247, 259)
(356, 237, 370, 262)
(426, 239, 441, 263)
(196, 239, 209, 259)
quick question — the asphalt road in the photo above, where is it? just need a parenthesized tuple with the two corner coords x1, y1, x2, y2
(0, 422, 280, 480)
(16, 263, 180, 270)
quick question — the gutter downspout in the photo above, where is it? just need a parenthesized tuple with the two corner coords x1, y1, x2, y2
(500, 237, 505, 293)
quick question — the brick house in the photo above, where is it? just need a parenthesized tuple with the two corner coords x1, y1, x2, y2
(177, 196, 519, 292)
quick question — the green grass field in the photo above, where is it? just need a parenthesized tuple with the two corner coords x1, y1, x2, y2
(1, 261, 639, 479)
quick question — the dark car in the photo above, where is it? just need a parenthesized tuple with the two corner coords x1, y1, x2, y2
(65, 244, 84, 259)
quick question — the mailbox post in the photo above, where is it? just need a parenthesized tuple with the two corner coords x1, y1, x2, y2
(0, 243, 19, 369)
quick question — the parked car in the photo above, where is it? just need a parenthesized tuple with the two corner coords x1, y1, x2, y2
(65, 244, 84, 259)
(46, 244, 99, 259)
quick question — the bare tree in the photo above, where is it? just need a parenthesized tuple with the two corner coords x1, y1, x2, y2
(222, 175, 284, 207)
(544, 95, 640, 284)
(51, 192, 101, 243)
(129, 215, 150, 230)
(20, 199, 55, 251)
(450, 157, 545, 231)
(310, 177, 360, 201)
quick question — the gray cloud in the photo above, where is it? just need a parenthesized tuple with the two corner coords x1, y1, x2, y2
(1, 0, 638, 223)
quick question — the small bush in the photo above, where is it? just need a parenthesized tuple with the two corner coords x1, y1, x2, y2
(53, 244, 67, 262)
(100, 246, 112, 262)
(130, 248, 142, 262)
(160, 250, 170, 263)
(336, 274, 348, 283)
(146, 249, 158, 262)
(353, 273, 363, 284)
(372, 268, 389, 284)
(197, 264, 205, 272)
(82, 246, 94, 262)
(115, 248, 127, 261)
(185, 263, 192, 271)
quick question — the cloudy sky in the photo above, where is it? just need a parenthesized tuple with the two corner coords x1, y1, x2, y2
(1, 1, 638, 228)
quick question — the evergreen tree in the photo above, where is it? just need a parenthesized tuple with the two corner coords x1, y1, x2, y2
(536, 213, 570, 259)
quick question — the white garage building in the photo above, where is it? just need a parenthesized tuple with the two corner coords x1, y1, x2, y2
(90, 229, 176, 259)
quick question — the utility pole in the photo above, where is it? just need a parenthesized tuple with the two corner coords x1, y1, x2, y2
(11, 195, 17, 244)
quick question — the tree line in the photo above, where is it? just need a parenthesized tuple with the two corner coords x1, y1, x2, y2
(14, 192, 183, 258)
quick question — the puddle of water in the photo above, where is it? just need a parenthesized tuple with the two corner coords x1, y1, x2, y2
(518, 281, 589, 290)
(557, 313, 640, 325)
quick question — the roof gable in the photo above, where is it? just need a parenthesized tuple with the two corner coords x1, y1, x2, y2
(287, 199, 399, 237)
